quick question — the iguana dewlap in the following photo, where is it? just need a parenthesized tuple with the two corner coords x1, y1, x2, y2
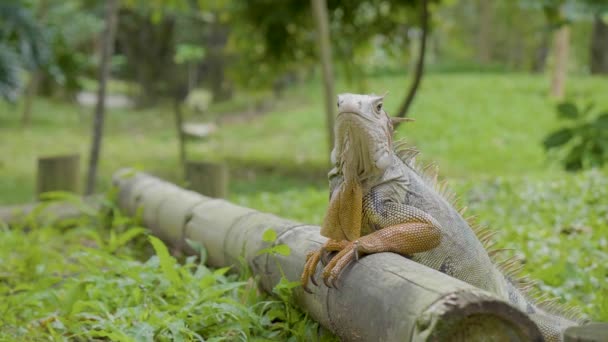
(301, 93, 581, 341)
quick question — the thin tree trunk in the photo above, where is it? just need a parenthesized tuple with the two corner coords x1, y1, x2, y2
(590, 14, 608, 75)
(173, 98, 186, 171)
(311, 0, 336, 158)
(394, 0, 429, 124)
(477, 0, 493, 64)
(550, 24, 569, 99)
(21, 72, 40, 127)
(85, 0, 118, 195)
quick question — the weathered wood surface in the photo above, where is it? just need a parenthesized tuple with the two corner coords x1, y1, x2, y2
(185, 161, 228, 198)
(37, 154, 80, 197)
(112, 169, 542, 342)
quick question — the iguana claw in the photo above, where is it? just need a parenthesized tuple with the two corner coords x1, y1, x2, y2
(300, 239, 350, 292)
(322, 240, 358, 288)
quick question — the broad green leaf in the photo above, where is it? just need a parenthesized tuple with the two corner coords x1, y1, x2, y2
(543, 128, 574, 149)
(114, 227, 147, 251)
(149, 236, 180, 285)
(262, 229, 277, 242)
(271, 244, 291, 256)
(61, 282, 88, 316)
(595, 112, 608, 129)
(557, 102, 579, 119)
(185, 238, 208, 265)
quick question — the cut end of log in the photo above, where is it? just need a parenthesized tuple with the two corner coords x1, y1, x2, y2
(414, 290, 543, 341)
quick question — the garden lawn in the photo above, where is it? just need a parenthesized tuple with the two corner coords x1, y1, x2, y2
(1, 72, 607, 325)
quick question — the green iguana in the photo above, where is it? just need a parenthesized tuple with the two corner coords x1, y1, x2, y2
(301, 93, 582, 341)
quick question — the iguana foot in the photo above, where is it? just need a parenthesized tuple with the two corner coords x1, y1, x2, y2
(321, 222, 442, 288)
(301, 239, 350, 293)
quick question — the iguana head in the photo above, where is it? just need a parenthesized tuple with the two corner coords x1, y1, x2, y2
(332, 93, 396, 181)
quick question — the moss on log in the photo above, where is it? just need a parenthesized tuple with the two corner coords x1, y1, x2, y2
(112, 169, 543, 342)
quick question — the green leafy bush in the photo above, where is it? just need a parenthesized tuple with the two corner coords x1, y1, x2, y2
(0, 193, 335, 341)
(543, 102, 608, 171)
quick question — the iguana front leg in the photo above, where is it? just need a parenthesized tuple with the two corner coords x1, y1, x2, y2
(301, 179, 363, 291)
(322, 198, 443, 287)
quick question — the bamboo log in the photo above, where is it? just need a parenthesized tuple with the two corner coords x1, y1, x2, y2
(112, 169, 542, 341)
(37, 154, 80, 197)
(185, 161, 228, 198)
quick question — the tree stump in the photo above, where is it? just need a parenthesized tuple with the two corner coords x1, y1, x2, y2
(37, 154, 80, 197)
(185, 161, 228, 198)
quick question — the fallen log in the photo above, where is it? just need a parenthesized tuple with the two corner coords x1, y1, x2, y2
(112, 169, 542, 341)
(0, 195, 101, 227)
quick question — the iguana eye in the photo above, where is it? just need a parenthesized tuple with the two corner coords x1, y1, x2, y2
(376, 102, 383, 113)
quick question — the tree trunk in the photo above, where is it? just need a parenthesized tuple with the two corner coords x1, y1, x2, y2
(477, 0, 493, 64)
(311, 0, 336, 158)
(550, 24, 569, 99)
(205, 19, 231, 102)
(590, 14, 608, 75)
(85, 0, 118, 195)
(394, 0, 429, 123)
(112, 170, 543, 342)
(21, 72, 40, 127)
(173, 98, 186, 171)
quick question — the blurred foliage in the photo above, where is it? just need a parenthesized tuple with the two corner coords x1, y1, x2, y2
(3, 0, 607, 103)
(0, 192, 336, 341)
(0, 0, 50, 101)
(38, 1, 103, 97)
(543, 101, 608, 171)
(228, 0, 429, 89)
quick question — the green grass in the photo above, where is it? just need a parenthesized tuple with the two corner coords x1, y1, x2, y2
(2, 73, 608, 204)
(0, 195, 333, 340)
(1, 72, 607, 333)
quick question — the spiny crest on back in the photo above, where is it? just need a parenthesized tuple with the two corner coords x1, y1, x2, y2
(391, 137, 585, 323)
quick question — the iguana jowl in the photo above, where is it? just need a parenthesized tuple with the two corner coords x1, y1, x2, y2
(301, 93, 580, 341)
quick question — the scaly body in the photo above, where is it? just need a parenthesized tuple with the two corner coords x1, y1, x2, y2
(301, 93, 579, 341)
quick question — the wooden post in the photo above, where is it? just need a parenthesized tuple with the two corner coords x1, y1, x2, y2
(112, 170, 544, 342)
(37, 155, 80, 197)
(185, 161, 228, 198)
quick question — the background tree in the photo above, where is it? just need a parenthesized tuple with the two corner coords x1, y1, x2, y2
(311, 0, 336, 156)
(0, 0, 49, 102)
(85, 0, 119, 195)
